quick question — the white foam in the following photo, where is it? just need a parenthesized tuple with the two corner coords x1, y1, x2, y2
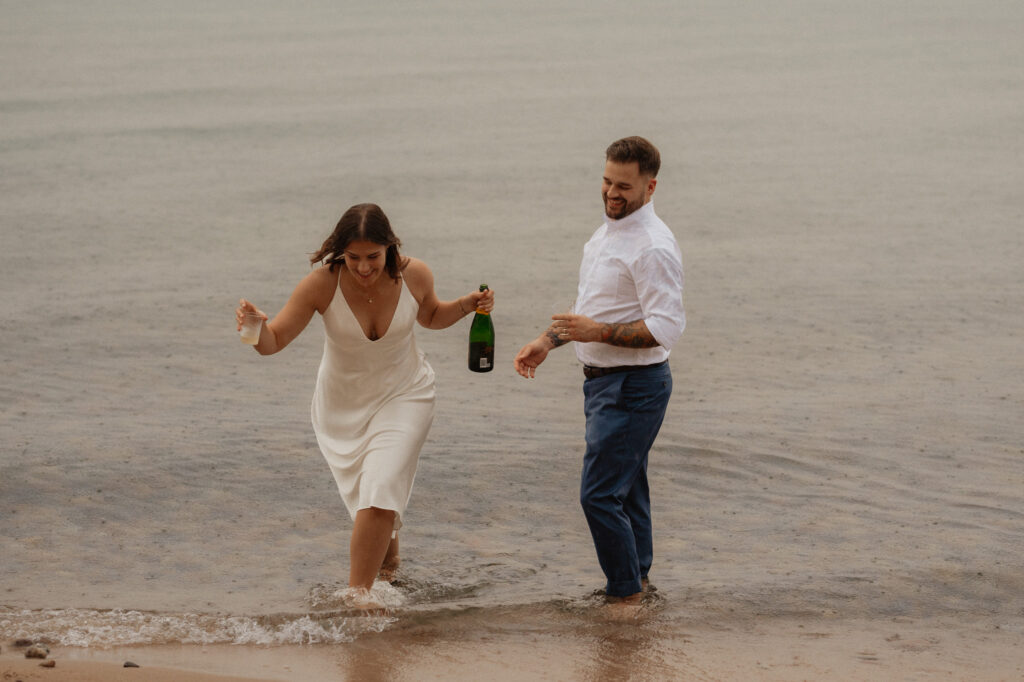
(0, 607, 397, 647)
(306, 579, 408, 611)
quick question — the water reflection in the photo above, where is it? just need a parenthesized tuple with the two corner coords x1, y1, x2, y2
(578, 599, 689, 681)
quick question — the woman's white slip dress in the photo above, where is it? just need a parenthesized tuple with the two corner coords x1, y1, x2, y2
(311, 274, 435, 531)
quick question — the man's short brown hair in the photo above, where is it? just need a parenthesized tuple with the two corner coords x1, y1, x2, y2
(605, 136, 661, 178)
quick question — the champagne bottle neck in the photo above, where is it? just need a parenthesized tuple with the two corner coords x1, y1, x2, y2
(475, 284, 489, 314)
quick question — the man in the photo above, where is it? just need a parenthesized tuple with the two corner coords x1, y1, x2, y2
(513, 136, 685, 604)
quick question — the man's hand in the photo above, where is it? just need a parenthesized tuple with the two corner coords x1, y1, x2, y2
(513, 338, 552, 378)
(549, 313, 602, 343)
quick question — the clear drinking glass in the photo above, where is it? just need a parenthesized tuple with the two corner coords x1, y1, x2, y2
(240, 311, 263, 345)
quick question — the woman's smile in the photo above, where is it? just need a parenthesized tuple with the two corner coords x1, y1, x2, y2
(344, 240, 387, 289)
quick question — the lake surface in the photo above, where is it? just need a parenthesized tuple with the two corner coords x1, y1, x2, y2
(2, 1, 1022, 677)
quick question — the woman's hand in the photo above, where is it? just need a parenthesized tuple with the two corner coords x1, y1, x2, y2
(236, 298, 268, 331)
(465, 287, 495, 314)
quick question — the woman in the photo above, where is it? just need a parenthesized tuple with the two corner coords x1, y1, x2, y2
(236, 203, 494, 597)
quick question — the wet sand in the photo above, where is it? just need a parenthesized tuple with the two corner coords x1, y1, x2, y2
(4, 613, 1023, 681)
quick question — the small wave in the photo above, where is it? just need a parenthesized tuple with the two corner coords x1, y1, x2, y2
(0, 586, 668, 648)
(1, 563, 656, 649)
(0, 573, 530, 649)
(0, 606, 395, 647)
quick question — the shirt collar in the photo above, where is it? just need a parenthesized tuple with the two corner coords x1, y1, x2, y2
(604, 200, 655, 230)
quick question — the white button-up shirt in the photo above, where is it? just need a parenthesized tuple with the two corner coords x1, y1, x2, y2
(574, 201, 685, 368)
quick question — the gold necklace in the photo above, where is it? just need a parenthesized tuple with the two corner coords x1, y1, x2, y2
(353, 278, 379, 303)
(351, 273, 387, 304)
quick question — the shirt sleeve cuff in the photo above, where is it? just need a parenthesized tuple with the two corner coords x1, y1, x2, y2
(646, 314, 685, 351)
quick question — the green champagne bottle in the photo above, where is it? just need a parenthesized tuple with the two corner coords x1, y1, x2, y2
(468, 284, 494, 373)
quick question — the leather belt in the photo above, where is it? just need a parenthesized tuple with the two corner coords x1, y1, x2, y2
(583, 360, 666, 380)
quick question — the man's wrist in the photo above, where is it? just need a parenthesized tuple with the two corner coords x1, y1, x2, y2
(544, 329, 567, 348)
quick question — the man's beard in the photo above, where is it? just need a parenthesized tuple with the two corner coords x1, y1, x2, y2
(603, 194, 644, 220)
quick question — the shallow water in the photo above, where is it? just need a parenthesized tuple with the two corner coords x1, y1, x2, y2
(2, 0, 1023, 662)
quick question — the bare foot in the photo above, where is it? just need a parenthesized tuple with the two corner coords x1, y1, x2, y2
(603, 592, 644, 621)
(339, 586, 386, 613)
(612, 591, 643, 605)
(378, 555, 400, 583)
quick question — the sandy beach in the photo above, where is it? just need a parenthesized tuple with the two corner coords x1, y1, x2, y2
(4, 613, 1023, 681)
(2, 0, 1022, 680)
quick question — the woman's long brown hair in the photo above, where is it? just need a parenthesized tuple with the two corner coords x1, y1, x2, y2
(310, 203, 406, 280)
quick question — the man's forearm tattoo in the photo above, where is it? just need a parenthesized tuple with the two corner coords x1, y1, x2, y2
(600, 321, 659, 348)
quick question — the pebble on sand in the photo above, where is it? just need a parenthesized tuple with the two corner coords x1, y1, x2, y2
(124, 661, 141, 668)
(25, 644, 50, 659)
(40, 660, 56, 668)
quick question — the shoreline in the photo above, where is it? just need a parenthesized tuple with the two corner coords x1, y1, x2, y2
(4, 614, 1022, 681)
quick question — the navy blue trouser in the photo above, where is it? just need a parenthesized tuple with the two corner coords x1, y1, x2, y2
(581, 362, 672, 597)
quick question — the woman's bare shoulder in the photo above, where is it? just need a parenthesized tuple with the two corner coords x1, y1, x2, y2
(401, 257, 433, 284)
(299, 264, 339, 312)
(401, 257, 434, 301)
